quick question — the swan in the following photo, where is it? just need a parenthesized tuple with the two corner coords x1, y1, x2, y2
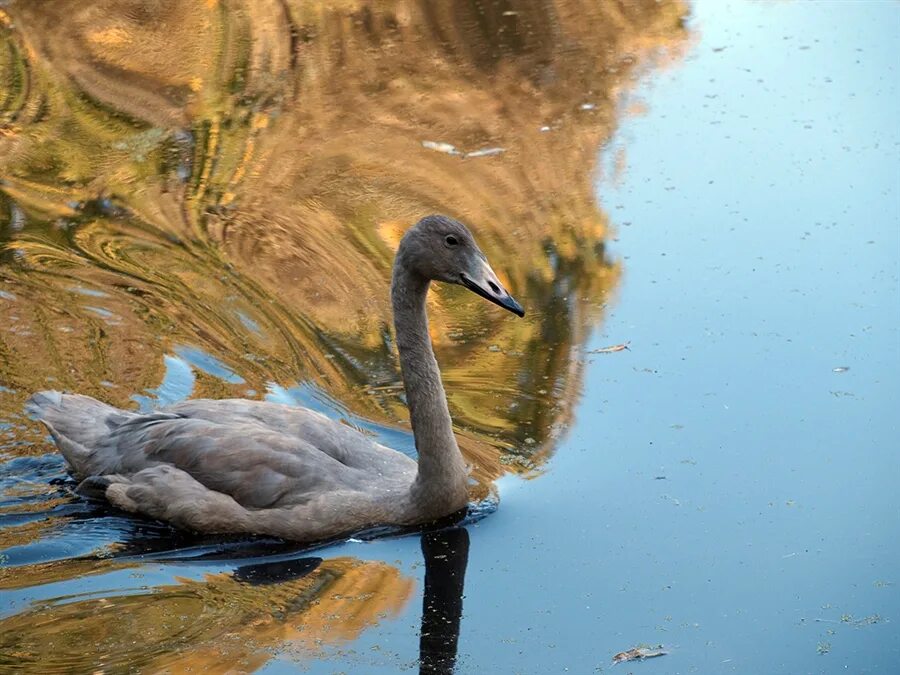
(26, 215, 524, 542)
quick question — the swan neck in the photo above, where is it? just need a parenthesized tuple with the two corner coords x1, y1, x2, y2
(391, 260, 467, 514)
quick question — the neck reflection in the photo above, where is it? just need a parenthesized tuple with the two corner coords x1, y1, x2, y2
(419, 526, 470, 674)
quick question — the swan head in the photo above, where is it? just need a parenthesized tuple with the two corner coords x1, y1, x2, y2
(399, 215, 525, 317)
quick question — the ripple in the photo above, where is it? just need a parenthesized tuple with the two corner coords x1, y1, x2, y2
(0, 556, 413, 673)
(0, 0, 690, 651)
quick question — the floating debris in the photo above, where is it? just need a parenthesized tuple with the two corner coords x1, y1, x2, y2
(613, 646, 668, 664)
(832, 366, 849, 373)
(840, 613, 882, 627)
(465, 146, 506, 158)
(580, 103, 596, 111)
(811, 614, 883, 628)
(421, 140, 506, 159)
(421, 140, 461, 155)
(499, 454, 536, 470)
(817, 641, 831, 655)
(588, 342, 630, 354)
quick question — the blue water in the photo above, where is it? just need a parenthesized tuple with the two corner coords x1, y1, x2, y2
(292, 2, 900, 672)
(1, 1, 897, 673)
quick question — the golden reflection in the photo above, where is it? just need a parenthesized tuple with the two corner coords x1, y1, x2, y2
(0, 556, 413, 673)
(1, 1, 688, 491)
(0, 516, 68, 552)
(2, 0, 688, 524)
(0, 556, 131, 591)
(0, 2, 691, 670)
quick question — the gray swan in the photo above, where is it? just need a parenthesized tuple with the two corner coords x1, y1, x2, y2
(26, 215, 524, 542)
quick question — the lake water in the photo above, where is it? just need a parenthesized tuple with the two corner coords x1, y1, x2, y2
(1, 1, 898, 673)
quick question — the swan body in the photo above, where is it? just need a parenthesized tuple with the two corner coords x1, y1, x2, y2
(26, 216, 524, 542)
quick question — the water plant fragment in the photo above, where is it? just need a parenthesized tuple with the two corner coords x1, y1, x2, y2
(612, 646, 668, 664)
(588, 342, 631, 354)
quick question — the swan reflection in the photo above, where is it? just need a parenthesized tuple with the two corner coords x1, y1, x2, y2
(0, 524, 472, 673)
(0, 554, 412, 672)
(419, 526, 470, 674)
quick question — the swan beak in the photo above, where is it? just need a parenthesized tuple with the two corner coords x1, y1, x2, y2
(460, 260, 525, 317)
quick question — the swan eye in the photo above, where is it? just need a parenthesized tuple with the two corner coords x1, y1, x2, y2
(445, 235, 459, 247)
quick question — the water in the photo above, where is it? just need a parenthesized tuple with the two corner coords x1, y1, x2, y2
(1, 0, 898, 672)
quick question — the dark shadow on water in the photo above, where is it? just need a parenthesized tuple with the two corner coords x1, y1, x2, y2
(419, 527, 470, 675)
(232, 556, 323, 585)
(108, 505, 478, 564)
(1, 463, 485, 564)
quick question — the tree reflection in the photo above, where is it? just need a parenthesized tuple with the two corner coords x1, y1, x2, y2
(0, 553, 414, 673)
(1, 0, 689, 488)
(0, 523, 474, 672)
(0, 2, 690, 668)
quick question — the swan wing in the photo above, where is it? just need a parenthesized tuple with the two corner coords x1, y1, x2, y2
(108, 413, 364, 508)
(26, 392, 415, 512)
(163, 398, 411, 470)
(102, 464, 382, 540)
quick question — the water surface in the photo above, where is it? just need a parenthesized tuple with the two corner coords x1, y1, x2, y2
(1, 0, 898, 672)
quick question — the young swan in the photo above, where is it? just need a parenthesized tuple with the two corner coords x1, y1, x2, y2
(26, 215, 524, 542)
